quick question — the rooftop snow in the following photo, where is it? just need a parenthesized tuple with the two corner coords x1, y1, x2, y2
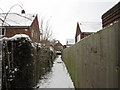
(0, 13, 36, 26)
(66, 39, 75, 45)
(78, 21, 102, 32)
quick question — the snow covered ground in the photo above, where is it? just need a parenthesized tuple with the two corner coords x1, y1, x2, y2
(36, 55, 75, 88)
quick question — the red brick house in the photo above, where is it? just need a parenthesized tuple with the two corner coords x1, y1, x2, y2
(0, 13, 40, 42)
(102, 2, 120, 28)
(75, 22, 93, 43)
(54, 41, 63, 51)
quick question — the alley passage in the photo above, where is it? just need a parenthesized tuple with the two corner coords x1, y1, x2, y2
(36, 55, 74, 88)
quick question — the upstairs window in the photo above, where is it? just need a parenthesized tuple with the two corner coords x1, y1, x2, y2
(77, 34, 80, 42)
(0, 28, 6, 37)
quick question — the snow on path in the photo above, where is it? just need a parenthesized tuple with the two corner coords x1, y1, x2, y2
(37, 55, 74, 88)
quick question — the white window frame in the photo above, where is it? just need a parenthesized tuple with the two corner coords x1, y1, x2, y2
(77, 34, 80, 42)
(0, 27, 6, 37)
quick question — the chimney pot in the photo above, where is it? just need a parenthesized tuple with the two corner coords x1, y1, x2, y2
(21, 10, 25, 14)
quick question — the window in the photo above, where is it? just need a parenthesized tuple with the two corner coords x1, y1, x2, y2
(77, 34, 80, 42)
(25, 29, 28, 31)
(31, 29, 34, 37)
(0, 28, 6, 37)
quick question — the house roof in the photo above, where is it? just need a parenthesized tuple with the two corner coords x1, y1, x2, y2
(54, 41, 63, 46)
(0, 13, 36, 27)
(75, 22, 81, 37)
(66, 39, 75, 45)
(77, 21, 102, 32)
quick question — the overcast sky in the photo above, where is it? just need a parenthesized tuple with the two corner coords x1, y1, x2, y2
(0, 0, 119, 44)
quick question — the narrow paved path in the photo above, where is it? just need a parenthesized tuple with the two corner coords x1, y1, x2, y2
(36, 55, 74, 88)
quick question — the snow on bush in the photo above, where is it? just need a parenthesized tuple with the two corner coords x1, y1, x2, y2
(8, 34, 32, 41)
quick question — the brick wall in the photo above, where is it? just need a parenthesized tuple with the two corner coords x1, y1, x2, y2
(4, 15, 40, 43)
(102, 2, 120, 27)
(30, 16, 40, 42)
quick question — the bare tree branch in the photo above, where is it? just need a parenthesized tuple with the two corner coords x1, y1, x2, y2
(40, 17, 53, 41)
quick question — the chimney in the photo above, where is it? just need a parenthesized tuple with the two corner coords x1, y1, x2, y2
(21, 10, 25, 14)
